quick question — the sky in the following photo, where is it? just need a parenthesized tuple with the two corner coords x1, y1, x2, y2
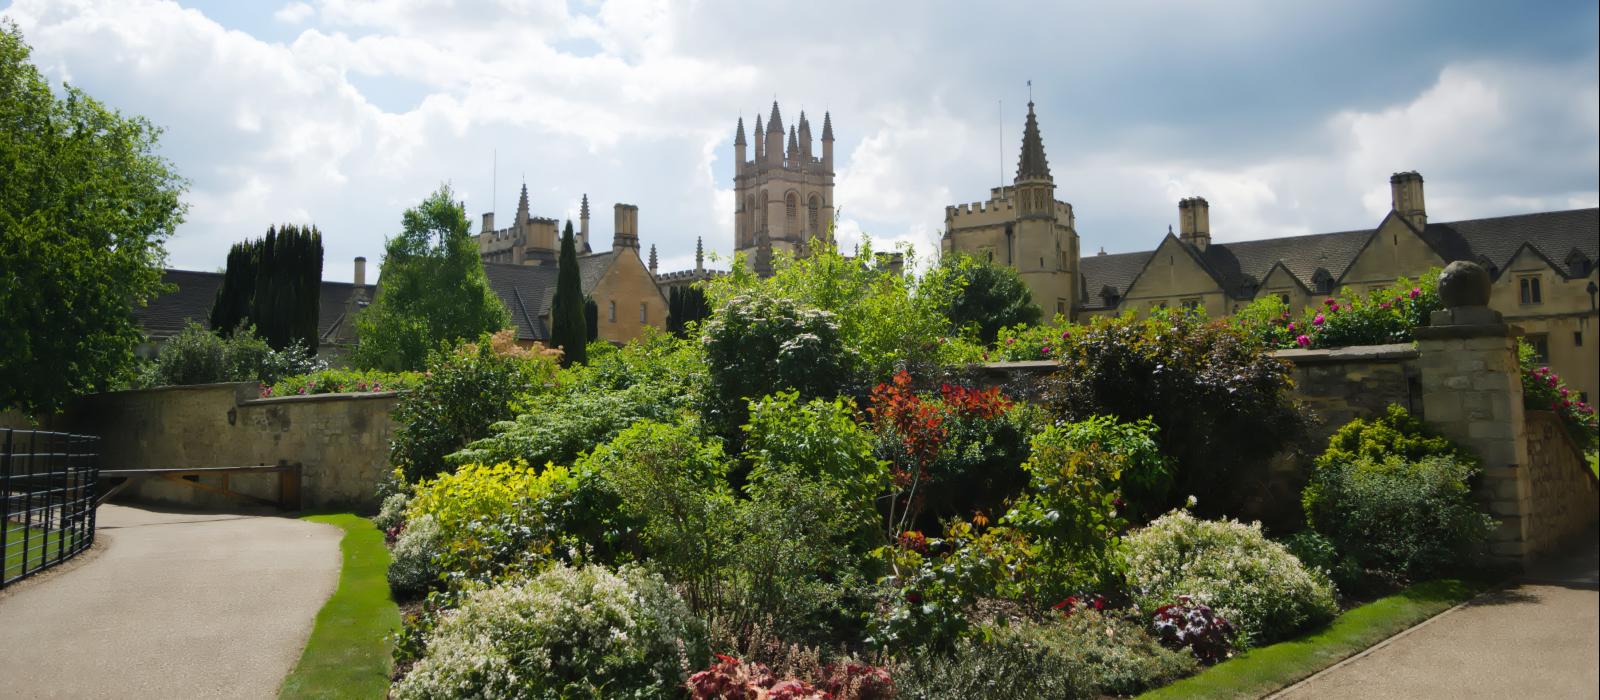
(3, 0, 1596, 282)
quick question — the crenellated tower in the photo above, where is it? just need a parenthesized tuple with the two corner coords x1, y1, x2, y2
(941, 100, 1080, 318)
(733, 101, 836, 274)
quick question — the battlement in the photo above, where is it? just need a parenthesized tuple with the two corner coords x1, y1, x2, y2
(656, 268, 726, 282)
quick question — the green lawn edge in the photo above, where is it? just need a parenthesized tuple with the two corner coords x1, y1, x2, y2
(1137, 578, 1487, 700)
(279, 514, 400, 700)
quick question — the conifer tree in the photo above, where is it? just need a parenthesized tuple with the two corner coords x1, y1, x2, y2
(551, 220, 588, 365)
(209, 224, 323, 352)
(584, 298, 599, 343)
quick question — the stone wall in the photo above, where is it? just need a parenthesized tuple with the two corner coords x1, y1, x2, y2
(1522, 410, 1599, 558)
(1274, 344, 1420, 446)
(63, 383, 398, 512)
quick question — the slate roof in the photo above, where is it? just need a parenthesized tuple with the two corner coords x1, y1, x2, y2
(482, 251, 617, 341)
(135, 269, 376, 343)
(1079, 207, 1599, 308)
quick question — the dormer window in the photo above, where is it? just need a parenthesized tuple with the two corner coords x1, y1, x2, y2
(1519, 275, 1542, 305)
(1567, 251, 1592, 277)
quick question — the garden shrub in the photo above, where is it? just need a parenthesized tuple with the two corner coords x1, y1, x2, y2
(579, 420, 736, 614)
(1040, 308, 1302, 516)
(993, 315, 1075, 362)
(867, 518, 1033, 650)
(373, 492, 409, 533)
(388, 514, 442, 596)
(703, 238, 966, 382)
(1519, 342, 1599, 452)
(145, 322, 321, 387)
(1150, 595, 1237, 664)
(735, 393, 888, 642)
(264, 367, 420, 397)
(1236, 271, 1441, 349)
(389, 330, 560, 481)
(1124, 510, 1338, 647)
(392, 564, 705, 700)
(939, 252, 1042, 344)
(890, 624, 1094, 700)
(1303, 455, 1495, 590)
(700, 291, 856, 436)
(1004, 415, 1168, 601)
(1028, 607, 1198, 695)
(1313, 404, 1474, 472)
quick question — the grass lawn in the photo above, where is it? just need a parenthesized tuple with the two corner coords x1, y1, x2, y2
(1138, 578, 1488, 700)
(278, 514, 400, 700)
(3, 523, 78, 581)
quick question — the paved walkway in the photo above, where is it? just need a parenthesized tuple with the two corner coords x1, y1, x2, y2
(0, 504, 341, 699)
(1278, 530, 1600, 700)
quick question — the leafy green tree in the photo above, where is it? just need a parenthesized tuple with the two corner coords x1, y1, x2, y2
(210, 224, 324, 352)
(551, 221, 588, 365)
(941, 252, 1041, 343)
(0, 22, 187, 413)
(351, 184, 509, 371)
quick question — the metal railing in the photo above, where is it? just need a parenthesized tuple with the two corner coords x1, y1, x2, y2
(1, 429, 100, 588)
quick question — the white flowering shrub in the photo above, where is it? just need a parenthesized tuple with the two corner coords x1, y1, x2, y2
(1124, 511, 1337, 647)
(392, 564, 705, 700)
(387, 514, 442, 596)
(373, 492, 409, 533)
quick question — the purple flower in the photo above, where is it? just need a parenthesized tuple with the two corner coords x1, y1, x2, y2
(1410, 287, 1421, 299)
(1041, 346, 1052, 355)
(1060, 331, 1071, 340)
(1324, 298, 1336, 307)
(1313, 314, 1325, 326)
(1287, 321, 1296, 331)
(1296, 334, 1311, 348)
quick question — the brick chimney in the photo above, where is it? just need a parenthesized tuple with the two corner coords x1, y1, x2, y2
(1178, 197, 1211, 251)
(1390, 171, 1426, 229)
(353, 256, 367, 287)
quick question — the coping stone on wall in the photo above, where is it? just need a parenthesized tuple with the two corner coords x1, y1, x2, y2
(1271, 343, 1419, 365)
(239, 391, 404, 407)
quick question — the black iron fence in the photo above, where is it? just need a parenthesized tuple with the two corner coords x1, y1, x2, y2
(1, 429, 100, 588)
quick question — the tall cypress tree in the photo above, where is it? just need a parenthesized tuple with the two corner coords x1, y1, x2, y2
(551, 220, 587, 365)
(209, 224, 323, 352)
(584, 298, 599, 343)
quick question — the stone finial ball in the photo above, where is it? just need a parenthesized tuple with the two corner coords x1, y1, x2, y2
(1438, 260, 1492, 308)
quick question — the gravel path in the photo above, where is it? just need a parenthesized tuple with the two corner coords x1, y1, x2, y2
(0, 504, 341, 699)
(1276, 529, 1599, 700)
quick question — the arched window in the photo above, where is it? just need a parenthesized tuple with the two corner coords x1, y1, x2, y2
(608, 300, 617, 323)
(741, 194, 755, 246)
(807, 195, 821, 237)
(785, 192, 798, 234)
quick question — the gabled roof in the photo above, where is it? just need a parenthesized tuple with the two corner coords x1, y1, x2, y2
(482, 252, 616, 341)
(135, 269, 376, 343)
(1078, 207, 1598, 307)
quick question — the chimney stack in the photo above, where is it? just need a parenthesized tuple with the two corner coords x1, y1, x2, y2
(1390, 171, 1426, 229)
(613, 203, 640, 251)
(481, 212, 495, 234)
(354, 256, 367, 287)
(1178, 197, 1211, 251)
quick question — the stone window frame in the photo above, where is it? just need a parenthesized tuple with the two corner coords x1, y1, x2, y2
(639, 302, 647, 324)
(1180, 296, 1203, 310)
(608, 300, 617, 323)
(1518, 274, 1543, 305)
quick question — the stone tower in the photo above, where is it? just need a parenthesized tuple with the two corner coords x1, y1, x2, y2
(941, 101, 1080, 319)
(733, 102, 835, 273)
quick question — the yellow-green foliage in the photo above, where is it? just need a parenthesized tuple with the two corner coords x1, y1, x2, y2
(407, 461, 570, 533)
(1314, 405, 1473, 471)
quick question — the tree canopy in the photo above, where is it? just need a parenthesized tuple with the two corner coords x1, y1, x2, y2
(0, 22, 187, 413)
(210, 224, 324, 352)
(551, 220, 587, 365)
(350, 184, 510, 371)
(941, 252, 1042, 344)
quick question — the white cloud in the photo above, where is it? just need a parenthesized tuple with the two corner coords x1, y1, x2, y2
(273, 2, 314, 24)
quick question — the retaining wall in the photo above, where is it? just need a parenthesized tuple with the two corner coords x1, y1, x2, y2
(64, 383, 398, 512)
(1522, 410, 1599, 559)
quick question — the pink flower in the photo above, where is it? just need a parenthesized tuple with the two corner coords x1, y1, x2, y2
(1006, 337, 1017, 345)
(1547, 375, 1559, 387)
(1296, 334, 1311, 348)
(1325, 298, 1336, 307)
(1287, 322, 1296, 331)
(1379, 302, 1391, 310)
(1560, 387, 1569, 397)
(1313, 314, 1325, 326)
(1061, 330, 1071, 340)
(1410, 287, 1421, 299)
(1329, 302, 1341, 312)
(1041, 346, 1052, 355)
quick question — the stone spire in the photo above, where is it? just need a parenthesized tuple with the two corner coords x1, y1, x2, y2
(768, 101, 784, 136)
(787, 125, 798, 162)
(648, 244, 658, 274)
(579, 193, 591, 251)
(695, 236, 704, 272)
(821, 111, 834, 142)
(798, 111, 812, 160)
(1015, 101, 1051, 182)
(515, 182, 530, 224)
(821, 111, 834, 169)
(734, 116, 746, 146)
(753, 112, 765, 162)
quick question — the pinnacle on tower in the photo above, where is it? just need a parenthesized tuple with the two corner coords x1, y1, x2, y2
(649, 244, 658, 274)
(787, 126, 798, 159)
(580, 193, 590, 219)
(821, 111, 834, 141)
(516, 182, 531, 223)
(768, 101, 784, 137)
(695, 236, 704, 271)
(734, 117, 747, 146)
(1015, 102, 1052, 182)
(798, 111, 813, 159)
